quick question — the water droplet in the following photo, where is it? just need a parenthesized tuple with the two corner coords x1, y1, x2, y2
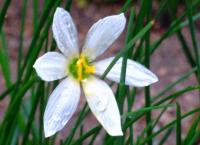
(67, 23, 71, 28)
(94, 95, 108, 112)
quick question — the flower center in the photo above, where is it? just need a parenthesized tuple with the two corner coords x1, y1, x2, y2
(68, 54, 95, 81)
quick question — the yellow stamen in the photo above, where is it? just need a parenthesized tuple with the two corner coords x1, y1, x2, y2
(76, 58, 83, 81)
(85, 65, 95, 73)
(75, 54, 96, 81)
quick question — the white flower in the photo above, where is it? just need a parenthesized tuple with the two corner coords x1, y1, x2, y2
(33, 7, 158, 138)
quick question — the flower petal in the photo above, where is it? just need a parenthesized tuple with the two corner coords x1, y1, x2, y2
(44, 77, 80, 137)
(53, 7, 79, 57)
(33, 52, 67, 81)
(82, 76, 123, 136)
(94, 57, 158, 87)
(82, 13, 126, 61)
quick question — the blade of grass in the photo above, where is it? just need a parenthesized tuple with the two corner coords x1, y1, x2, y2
(17, 0, 28, 80)
(123, 86, 199, 131)
(88, 130, 100, 145)
(152, 67, 197, 103)
(150, 0, 200, 54)
(22, 82, 44, 145)
(187, 128, 200, 145)
(113, 9, 135, 143)
(124, 104, 174, 118)
(158, 127, 174, 145)
(118, 7, 135, 114)
(70, 126, 101, 145)
(136, 100, 175, 145)
(154, 86, 200, 106)
(0, 82, 17, 100)
(140, 106, 200, 145)
(176, 31, 196, 73)
(33, 0, 38, 34)
(176, 103, 182, 145)
(184, 0, 200, 83)
(183, 112, 200, 145)
(0, 0, 12, 31)
(0, 78, 35, 143)
(105, 104, 174, 145)
(65, 0, 73, 11)
(0, 31, 12, 87)
(20, 0, 61, 80)
(144, 1, 153, 145)
(120, 0, 133, 13)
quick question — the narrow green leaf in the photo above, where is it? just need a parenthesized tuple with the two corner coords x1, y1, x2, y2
(0, 0, 12, 31)
(158, 127, 173, 145)
(0, 31, 11, 87)
(140, 106, 200, 145)
(176, 103, 182, 145)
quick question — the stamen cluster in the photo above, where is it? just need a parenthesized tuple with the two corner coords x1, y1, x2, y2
(68, 54, 95, 81)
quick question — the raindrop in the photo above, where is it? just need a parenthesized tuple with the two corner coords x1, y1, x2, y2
(95, 95, 108, 112)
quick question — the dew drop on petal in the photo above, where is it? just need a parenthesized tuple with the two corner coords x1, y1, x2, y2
(93, 92, 109, 112)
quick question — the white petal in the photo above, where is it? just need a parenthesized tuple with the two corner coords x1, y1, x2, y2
(82, 76, 123, 136)
(82, 13, 126, 61)
(53, 7, 79, 57)
(44, 77, 80, 137)
(33, 52, 67, 81)
(94, 57, 158, 87)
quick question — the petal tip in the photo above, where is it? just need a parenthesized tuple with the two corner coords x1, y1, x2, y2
(33, 61, 38, 69)
(118, 13, 126, 23)
(119, 13, 125, 17)
(108, 129, 123, 136)
(153, 75, 159, 83)
(33, 59, 40, 72)
(55, 7, 64, 13)
(54, 7, 69, 18)
(143, 76, 159, 87)
(150, 73, 159, 84)
(44, 125, 56, 138)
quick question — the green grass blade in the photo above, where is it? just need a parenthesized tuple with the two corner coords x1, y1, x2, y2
(144, 1, 153, 145)
(152, 67, 197, 103)
(187, 128, 200, 145)
(154, 86, 200, 106)
(140, 106, 200, 145)
(21, 82, 44, 145)
(21, 0, 61, 80)
(33, 0, 38, 34)
(176, 103, 182, 145)
(158, 127, 174, 145)
(0, 82, 17, 100)
(184, 0, 200, 82)
(183, 113, 200, 145)
(124, 104, 174, 118)
(70, 126, 101, 145)
(17, 0, 28, 80)
(120, 0, 133, 13)
(0, 78, 35, 143)
(0, 0, 12, 31)
(0, 31, 11, 87)
(117, 7, 135, 113)
(176, 31, 196, 71)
